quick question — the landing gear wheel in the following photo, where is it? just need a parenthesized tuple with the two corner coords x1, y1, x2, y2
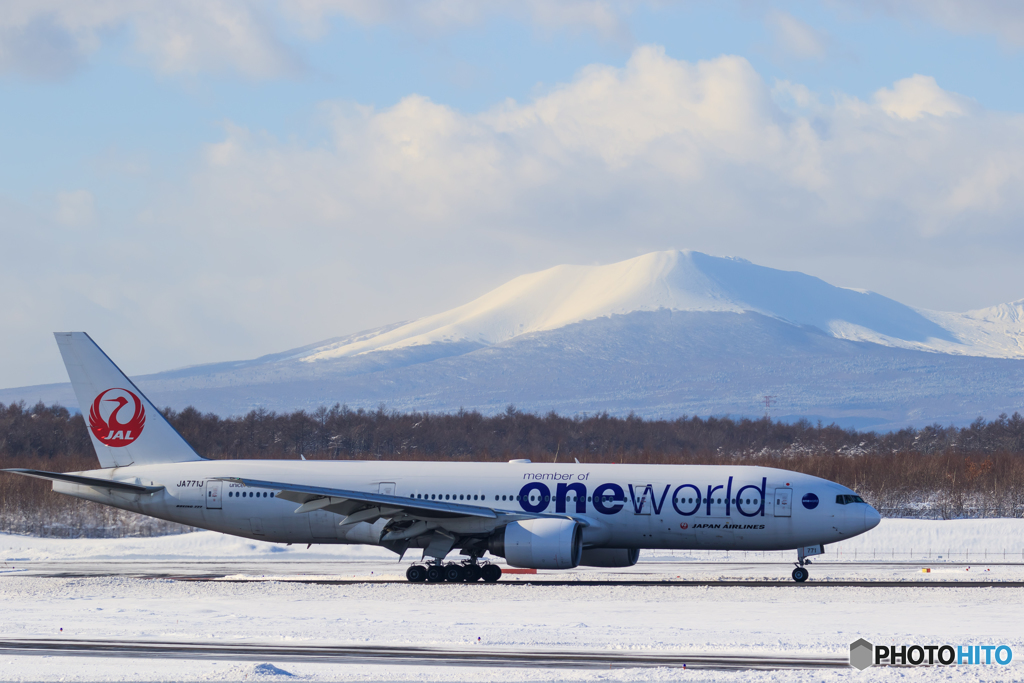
(406, 565, 427, 582)
(426, 565, 445, 582)
(444, 564, 466, 582)
(792, 566, 809, 583)
(481, 564, 502, 583)
(463, 564, 482, 582)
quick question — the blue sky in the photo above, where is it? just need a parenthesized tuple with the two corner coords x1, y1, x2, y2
(3, 1, 1024, 387)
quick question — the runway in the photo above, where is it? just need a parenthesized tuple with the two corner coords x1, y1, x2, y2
(4, 559, 1022, 587)
(0, 638, 849, 670)
(188, 578, 1024, 587)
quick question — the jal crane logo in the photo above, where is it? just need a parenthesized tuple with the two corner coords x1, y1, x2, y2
(89, 388, 146, 447)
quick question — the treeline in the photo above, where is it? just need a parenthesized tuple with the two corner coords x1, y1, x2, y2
(2, 401, 1024, 536)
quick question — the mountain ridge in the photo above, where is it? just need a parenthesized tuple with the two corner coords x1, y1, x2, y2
(2, 250, 1022, 430)
(292, 250, 1021, 364)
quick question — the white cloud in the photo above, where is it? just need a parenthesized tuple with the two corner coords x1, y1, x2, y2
(185, 46, 1024, 245)
(873, 74, 970, 121)
(55, 189, 95, 227)
(130, 2, 299, 77)
(766, 10, 829, 61)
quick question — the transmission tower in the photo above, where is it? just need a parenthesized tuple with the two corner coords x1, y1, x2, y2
(763, 395, 777, 420)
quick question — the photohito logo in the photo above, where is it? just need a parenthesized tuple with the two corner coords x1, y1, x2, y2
(849, 639, 1013, 670)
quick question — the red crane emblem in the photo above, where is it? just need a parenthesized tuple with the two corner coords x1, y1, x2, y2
(89, 388, 146, 447)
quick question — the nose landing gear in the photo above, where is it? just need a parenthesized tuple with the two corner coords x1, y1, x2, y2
(792, 544, 824, 582)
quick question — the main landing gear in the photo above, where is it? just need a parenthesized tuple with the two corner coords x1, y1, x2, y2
(406, 560, 502, 583)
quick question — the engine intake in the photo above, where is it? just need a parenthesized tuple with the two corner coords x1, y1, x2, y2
(488, 519, 582, 569)
(579, 548, 640, 567)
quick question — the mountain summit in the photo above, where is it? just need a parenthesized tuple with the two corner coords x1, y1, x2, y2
(298, 250, 1018, 363)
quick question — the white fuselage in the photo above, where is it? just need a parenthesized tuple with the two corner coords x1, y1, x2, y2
(56, 460, 880, 553)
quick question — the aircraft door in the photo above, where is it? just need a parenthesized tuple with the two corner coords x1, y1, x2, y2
(379, 482, 396, 496)
(774, 488, 793, 517)
(630, 484, 652, 514)
(205, 480, 222, 509)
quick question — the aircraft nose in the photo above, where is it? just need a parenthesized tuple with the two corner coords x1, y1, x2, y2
(863, 505, 881, 531)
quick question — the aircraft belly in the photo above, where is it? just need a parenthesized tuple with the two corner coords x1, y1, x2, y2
(339, 518, 387, 545)
(602, 515, 634, 546)
(651, 517, 695, 549)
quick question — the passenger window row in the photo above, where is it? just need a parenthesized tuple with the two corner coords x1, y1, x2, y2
(222, 489, 761, 507)
(413, 493, 617, 503)
(221, 488, 770, 506)
(407, 493, 766, 507)
(673, 497, 761, 505)
(413, 493, 485, 501)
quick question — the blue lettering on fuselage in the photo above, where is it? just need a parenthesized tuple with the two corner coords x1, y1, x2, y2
(628, 484, 670, 514)
(518, 477, 768, 517)
(556, 482, 587, 513)
(736, 478, 768, 517)
(672, 484, 702, 516)
(592, 483, 625, 514)
(519, 482, 550, 513)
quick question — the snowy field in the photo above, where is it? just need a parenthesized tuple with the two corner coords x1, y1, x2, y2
(1, 519, 1022, 682)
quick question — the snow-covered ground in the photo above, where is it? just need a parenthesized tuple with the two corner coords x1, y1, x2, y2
(3, 518, 1023, 571)
(1, 520, 1022, 681)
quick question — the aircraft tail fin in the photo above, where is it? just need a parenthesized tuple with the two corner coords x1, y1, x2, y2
(55, 332, 205, 468)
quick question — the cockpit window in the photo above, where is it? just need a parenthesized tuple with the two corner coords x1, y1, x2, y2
(836, 494, 866, 505)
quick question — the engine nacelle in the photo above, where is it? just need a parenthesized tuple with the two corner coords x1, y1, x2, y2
(488, 519, 582, 569)
(578, 548, 640, 567)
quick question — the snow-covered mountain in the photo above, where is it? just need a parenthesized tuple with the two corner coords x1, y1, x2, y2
(292, 250, 1023, 362)
(4, 250, 1024, 430)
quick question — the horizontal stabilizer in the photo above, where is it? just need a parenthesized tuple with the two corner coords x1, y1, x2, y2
(1, 468, 164, 494)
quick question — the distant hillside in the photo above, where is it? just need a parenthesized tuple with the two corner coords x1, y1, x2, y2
(2, 251, 1023, 430)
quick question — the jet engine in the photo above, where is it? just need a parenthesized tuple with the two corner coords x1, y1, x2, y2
(578, 548, 640, 567)
(488, 519, 582, 569)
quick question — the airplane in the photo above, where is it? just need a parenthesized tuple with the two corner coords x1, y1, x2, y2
(2, 332, 880, 583)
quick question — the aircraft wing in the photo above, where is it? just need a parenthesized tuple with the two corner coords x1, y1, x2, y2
(2, 468, 165, 494)
(219, 476, 497, 519)
(214, 476, 586, 526)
